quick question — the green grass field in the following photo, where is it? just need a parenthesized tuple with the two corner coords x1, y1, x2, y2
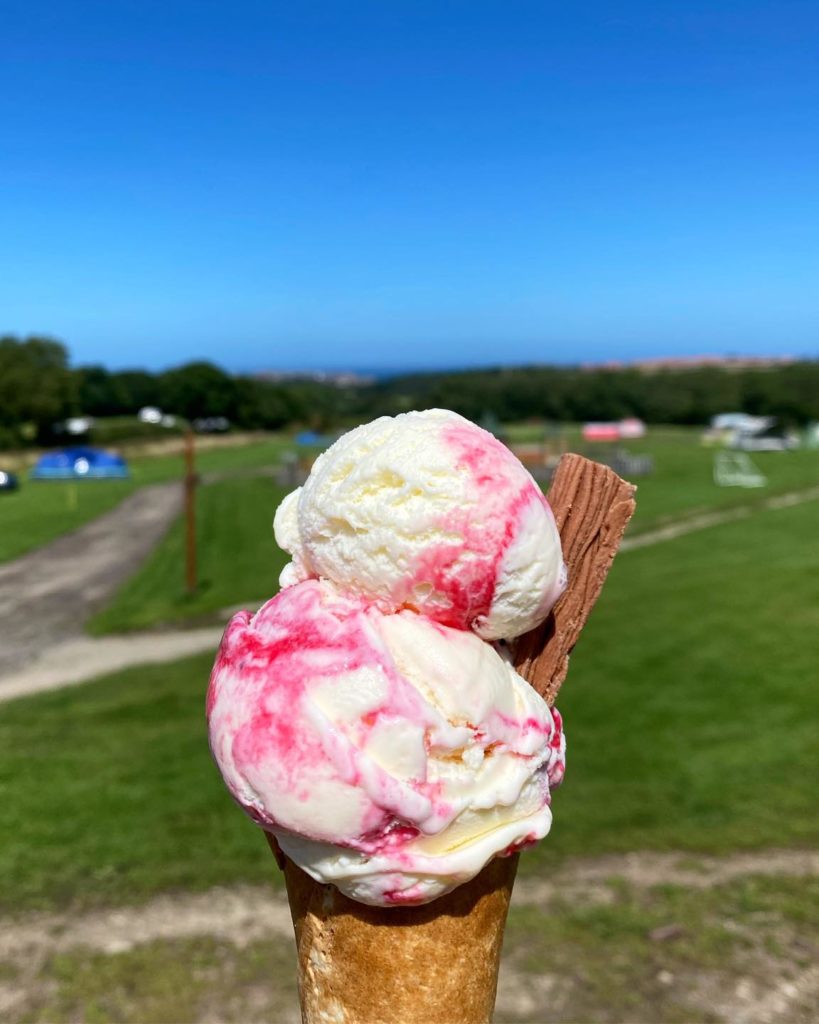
(3, 496, 817, 914)
(87, 428, 819, 636)
(16, 873, 818, 1023)
(4, 425, 818, 576)
(4, 426, 819, 1023)
(0, 436, 291, 563)
(88, 476, 292, 634)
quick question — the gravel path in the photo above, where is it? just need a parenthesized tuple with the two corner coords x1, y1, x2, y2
(0, 627, 225, 703)
(0, 483, 181, 681)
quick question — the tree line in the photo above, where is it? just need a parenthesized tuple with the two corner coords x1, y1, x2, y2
(364, 362, 819, 426)
(0, 336, 350, 447)
(1, 334, 817, 449)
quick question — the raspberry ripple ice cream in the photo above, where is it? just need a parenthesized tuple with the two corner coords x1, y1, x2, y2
(207, 409, 567, 906)
(274, 408, 566, 640)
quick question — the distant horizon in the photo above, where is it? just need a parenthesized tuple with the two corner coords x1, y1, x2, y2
(53, 347, 815, 378)
(8, 327, 816, 376)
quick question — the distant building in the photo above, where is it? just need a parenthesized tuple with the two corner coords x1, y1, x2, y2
(633, 355, 795, 373)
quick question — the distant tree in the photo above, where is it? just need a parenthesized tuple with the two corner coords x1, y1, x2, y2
(159, 361, 239, 420)
(0, 335, 77, 445)
(76, 365, 130, 416)
(6, 333, 817, 449)
(114, 370, 162, 413)
(234, 377, 296, 429)
(354, 360, 819, 427)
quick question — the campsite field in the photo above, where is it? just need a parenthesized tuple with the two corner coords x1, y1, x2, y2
(88, 426, 819, 634)
(3, 424, 817, 570)
(0, 436, 291, 563)
(2, 425, 818, 1022)
(601, 427, 819, 530)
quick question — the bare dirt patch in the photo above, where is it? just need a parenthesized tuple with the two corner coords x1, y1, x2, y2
(516, 848, 819, 907)
(0, 483, 181, 683)
(2, 849, 813, 964)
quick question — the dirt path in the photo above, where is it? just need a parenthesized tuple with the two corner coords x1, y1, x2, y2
(0, 482, 181, 684)
(0, 627, 225, 703)
(2, 848, 814, 961)
(3, 851, 814, 1024)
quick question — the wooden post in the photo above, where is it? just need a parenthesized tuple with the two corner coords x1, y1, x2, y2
(184, 426, 197, 594)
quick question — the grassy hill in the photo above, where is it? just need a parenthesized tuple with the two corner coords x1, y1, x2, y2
(2, 495, 817, 913)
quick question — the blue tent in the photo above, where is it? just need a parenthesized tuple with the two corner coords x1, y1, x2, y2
(295, 430, 335, 446)
(30, 446, 129, 480)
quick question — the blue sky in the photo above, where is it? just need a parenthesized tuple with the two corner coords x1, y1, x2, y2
(1, 1, 817, 372)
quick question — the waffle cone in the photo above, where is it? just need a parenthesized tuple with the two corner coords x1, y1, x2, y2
(268, 455, 635, 1022)
(280, 848, 518, 1024)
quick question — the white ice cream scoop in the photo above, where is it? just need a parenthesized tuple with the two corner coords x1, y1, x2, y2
(274, 409, 566, 640)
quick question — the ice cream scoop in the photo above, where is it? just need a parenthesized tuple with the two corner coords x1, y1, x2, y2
(274, 409, 566, 640)
(207, 579, 565, 905)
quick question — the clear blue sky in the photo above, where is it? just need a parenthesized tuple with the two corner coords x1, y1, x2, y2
(2, 1, 817, 372)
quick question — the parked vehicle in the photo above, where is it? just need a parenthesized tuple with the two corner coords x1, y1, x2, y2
(0, 469, 19, 492)
(732, 424, 800, 452)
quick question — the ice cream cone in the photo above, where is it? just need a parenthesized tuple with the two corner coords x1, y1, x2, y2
(263, 455, 635, 1023)
(239, 452, 635, 1023)
(273, 833, 518, 1024)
